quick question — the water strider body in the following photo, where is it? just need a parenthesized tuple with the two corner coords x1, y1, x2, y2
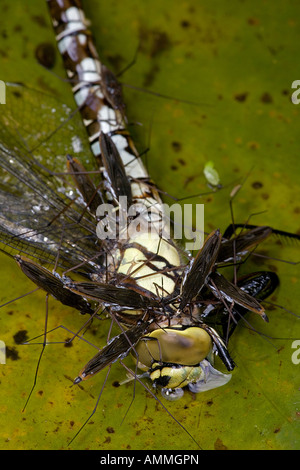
(0, 0, 299, 448)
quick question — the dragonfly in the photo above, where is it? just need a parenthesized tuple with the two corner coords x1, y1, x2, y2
(0, 0, 299, 450)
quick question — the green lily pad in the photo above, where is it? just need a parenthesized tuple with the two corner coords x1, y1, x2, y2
(0, 0, 299, 451)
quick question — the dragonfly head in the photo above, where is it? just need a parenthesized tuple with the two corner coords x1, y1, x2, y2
(134, 325, 232, 396)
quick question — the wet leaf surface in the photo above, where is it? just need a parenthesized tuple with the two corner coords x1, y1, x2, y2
(0, 0, 299, 450)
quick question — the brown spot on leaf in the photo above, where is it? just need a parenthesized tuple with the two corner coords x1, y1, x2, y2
(12, 90, 22, 99)
(13, 24, 22, 32)
(172, 141, 182, 152)
(150, 31, 172, 58)
(261, 92, 273, 103)
(13, 330, 28, 344)
(252, 181, 263, 189)
(6, 346, 19, 361)
(64, 338, 73, 348)
(106, 53, 124, 73)
(248, 141, 260, 150)
(31, 15, 47, 28)
(248, 17, 260, 26)
(143, 63, 160, 87)
(181, 20, 191, 28)
(183, 175, 196, 188)
(35, 43, 56, 69)
(214, 437, 228, 450)
(139, 27, 172, 58)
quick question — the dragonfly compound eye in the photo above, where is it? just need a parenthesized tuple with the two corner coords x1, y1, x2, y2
(136, 326, 213, 369)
